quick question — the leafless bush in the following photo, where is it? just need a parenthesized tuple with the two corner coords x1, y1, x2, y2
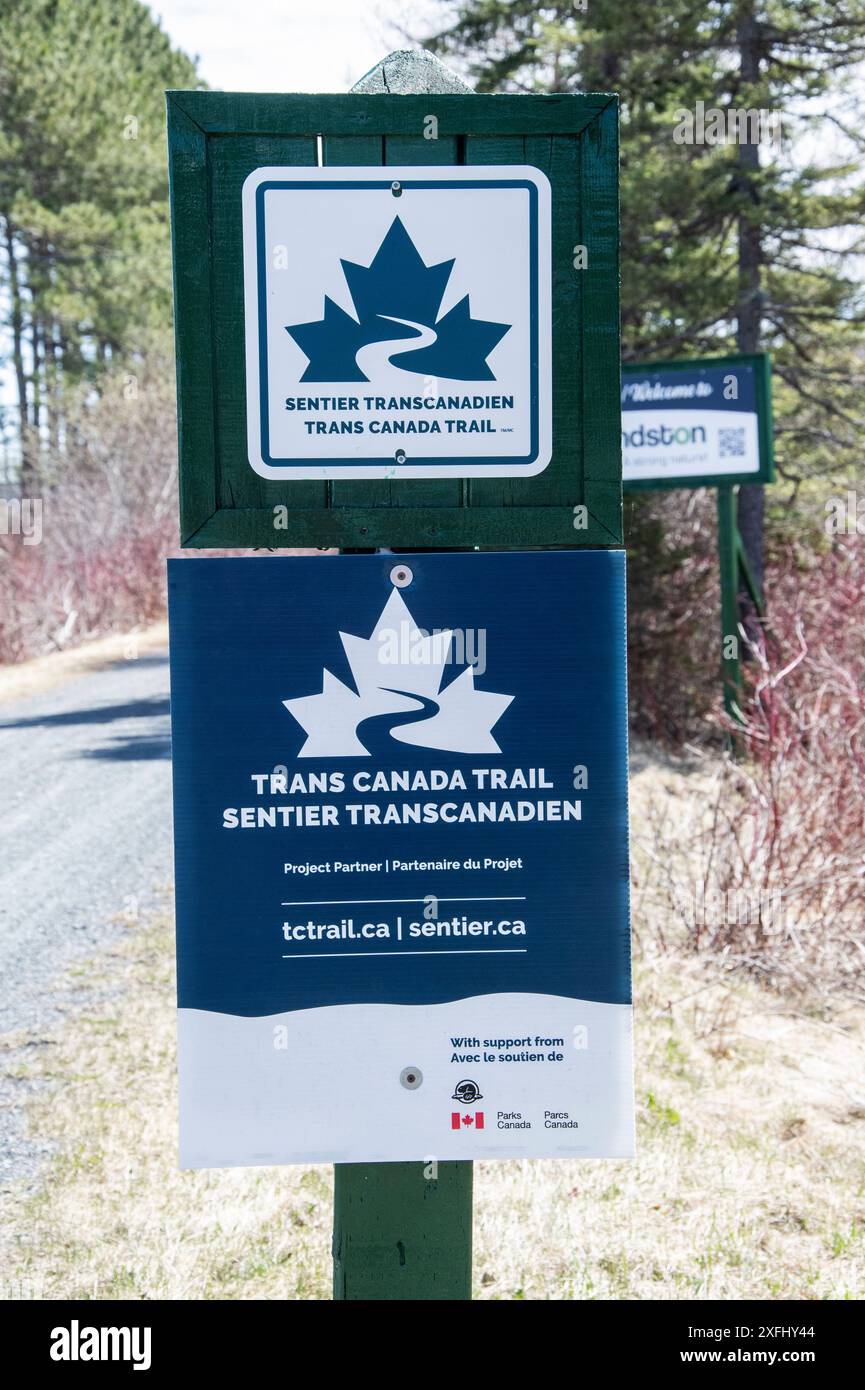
(625, 489, 719, 743)
(641, 538, 865, 1000)
(0, 356, 178, 663)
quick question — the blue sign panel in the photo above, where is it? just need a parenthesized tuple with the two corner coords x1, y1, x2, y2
(168, 551, 633, 1166)
(622, 353, 773, 489)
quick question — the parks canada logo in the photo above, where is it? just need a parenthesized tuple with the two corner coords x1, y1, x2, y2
(283, 588, 513, 758)
(285, 216, 511, 384)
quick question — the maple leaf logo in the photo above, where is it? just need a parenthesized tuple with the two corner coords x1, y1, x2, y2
(285, 217, 511, 384)
(283, 589, 513, 758)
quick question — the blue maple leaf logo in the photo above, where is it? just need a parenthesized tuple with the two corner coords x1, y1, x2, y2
(286, 216, 511, 383)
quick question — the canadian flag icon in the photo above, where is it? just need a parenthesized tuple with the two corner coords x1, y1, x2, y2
(452, 1111, 485, 1130)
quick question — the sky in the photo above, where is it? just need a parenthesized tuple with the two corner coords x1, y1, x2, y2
(150, 0, 441, 93)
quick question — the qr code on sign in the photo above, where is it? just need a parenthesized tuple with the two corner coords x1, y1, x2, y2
(719, 427, 746, 459)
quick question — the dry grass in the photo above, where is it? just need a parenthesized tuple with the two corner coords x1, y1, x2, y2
(475, 953, 865, 1299)
(0, 911, 332, 1301)
(2, 855, 864, 1299)
(0, 621, 168, 706)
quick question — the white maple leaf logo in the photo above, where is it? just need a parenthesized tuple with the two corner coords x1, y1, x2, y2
(283, 588, 513, 758)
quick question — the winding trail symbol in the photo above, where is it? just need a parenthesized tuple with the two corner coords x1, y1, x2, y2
(354, 316, 437, 385)
(354, 688, 441, 757)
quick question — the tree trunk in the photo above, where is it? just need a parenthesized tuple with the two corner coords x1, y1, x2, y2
(30, 315, 41, 438)
(2, 216, 31, 481)
(735, 6, 764, 637)
(45, 318, 62, 457)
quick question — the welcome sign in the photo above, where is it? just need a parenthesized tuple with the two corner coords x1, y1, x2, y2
(168, 551, 633, 1167)
(621, 354, 773, 490)
(242, 166, 552, 479)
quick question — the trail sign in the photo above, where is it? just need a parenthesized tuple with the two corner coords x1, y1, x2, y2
(166, 90, 620, 548)
(166, 48, 625, 1301)
(168, 551, 634, 1167)
(622, 353, 773, 491)
(242, 166, 551, 480)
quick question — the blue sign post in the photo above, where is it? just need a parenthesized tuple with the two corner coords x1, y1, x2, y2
(169, 552, 633, 1168)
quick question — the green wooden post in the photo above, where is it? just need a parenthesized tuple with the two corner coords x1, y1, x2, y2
(331, 48, 477, 1304)
(717, 484, 744, 723)
(333, 1162, 473, 1300)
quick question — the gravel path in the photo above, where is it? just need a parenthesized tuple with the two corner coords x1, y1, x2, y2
(0, 645, 172, 1183)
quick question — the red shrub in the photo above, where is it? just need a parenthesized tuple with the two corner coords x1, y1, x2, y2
(688, 538, 865, 995)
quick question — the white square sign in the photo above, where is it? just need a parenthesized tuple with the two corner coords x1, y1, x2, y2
(241, 166, 552, 480)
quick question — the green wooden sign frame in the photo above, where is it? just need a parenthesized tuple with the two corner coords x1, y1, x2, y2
(622, 352, 774, 493)
(166, 91, 620, 549)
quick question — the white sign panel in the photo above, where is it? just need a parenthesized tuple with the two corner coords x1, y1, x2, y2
(242, 166, 552, 480)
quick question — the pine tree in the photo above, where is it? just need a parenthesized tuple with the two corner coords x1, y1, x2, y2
(0, 0, 200, 480)
(423, 1, 865, 589)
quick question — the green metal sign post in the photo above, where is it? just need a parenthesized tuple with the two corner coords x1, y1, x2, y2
(716, 484, 767, 723)
(167, 48, 622, 1301)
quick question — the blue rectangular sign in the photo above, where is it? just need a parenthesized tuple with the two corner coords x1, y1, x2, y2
(622, 353, 773, 490)
(168, 551, 634, 1165)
